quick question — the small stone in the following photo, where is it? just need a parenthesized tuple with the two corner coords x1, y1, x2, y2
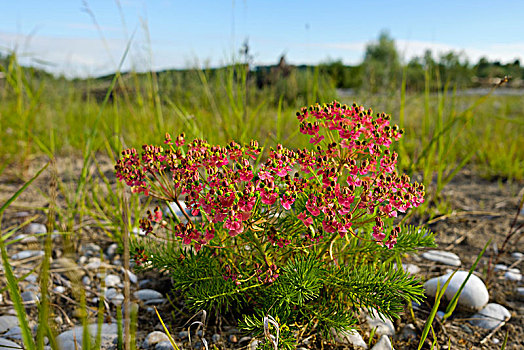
(421, 250, 461, 266)
(229, 334, 238, 343)
(21, 291, 39, 304)
(493, 338, 500, 344)
(54, 316, 63, 325)
(371, 335, 392, 350)
(82, 276, 91, 286)
(403, 263, 421, 275)
(53, 286, 66, 294)
(436, 311, 445, 319)
(366, 310, 395, 336)
(121, 268, 138, 284)
(504, 269, 522, 282)
(105, 288, 118, 300)
(14, 211, 30, 218)
(0, 338, 22, 349)
(106, 243, 119, 258)
(511, 252, 523, 260)
(493, 264, 508, 272)
(156, 341, 175, 350)
(85, 258, 101, 270)
(11, 250, 44, 260)
(143, 331, 170, 348)
(469, 303, 511, 330)
(3, 326, 22, 340)
(111, 293, 125, 306)
(134, 289, 163, 301)
(331, 328, 368, 348)
(24, 274, 38, 283)
(249, 339, 260, 350)
(25, 223, 47, 234)
(82, 243, 101, 257)
(424, 270, 489, 311)
(105, 274, 121, 287)
(212, 334, 221, 343)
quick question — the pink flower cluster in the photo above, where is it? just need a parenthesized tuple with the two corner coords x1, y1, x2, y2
(116, 101, 425, 256)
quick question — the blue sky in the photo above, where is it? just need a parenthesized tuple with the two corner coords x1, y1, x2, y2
(1, 0, 523, 77)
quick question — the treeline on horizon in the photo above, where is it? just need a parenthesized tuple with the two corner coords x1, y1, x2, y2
(1, 32, 523, 106)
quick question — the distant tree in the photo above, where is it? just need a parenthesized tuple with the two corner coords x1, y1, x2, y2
(475, 57, 490, 78)
(507, 59, 522, 81)
(362, 31, 401, 92)
(318, 59, 353, 88)
(405, 57, 425, 91)
(423, 50, 435, 70)
(437, 51, 472, 88)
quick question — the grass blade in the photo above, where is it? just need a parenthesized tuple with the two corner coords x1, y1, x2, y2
(154, 306, 181, 350)
(0, 243, 36, 350)
(442, 239, 491, 321)
(417, 270, 457, 350)
(0, 162, 49, 217)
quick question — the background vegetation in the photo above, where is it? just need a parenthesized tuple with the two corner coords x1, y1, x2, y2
(1, 32, 522, 189)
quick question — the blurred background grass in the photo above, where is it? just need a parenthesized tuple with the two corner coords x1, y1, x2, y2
(1, 31, 522, 185)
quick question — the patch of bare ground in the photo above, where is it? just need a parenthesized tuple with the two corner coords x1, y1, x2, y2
(0, 158, 522, 349)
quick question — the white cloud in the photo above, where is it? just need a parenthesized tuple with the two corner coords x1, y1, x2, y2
(0, 32, 129, 77)
(0, 31, 191, 78)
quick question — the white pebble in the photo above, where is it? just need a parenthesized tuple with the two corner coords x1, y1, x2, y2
(511, 252, 523, 260)
(134, 289, 163, 301)
(424, 270, 489, 311)
(105, 274, 121, 287)
(469, 303, 511, 330)
(504, 270, 522, 282)
(371, 335, 392, 350)
(331, 328, 368, 348)
(11, 250, 44, 260)
(366, 310, 395, 336)
(421, 250, 461, 266)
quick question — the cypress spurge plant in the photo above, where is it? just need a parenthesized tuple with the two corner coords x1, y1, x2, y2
(116, 101, 435, 348)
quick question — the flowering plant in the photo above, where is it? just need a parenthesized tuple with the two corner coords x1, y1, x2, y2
(116, 101, 434, 348)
